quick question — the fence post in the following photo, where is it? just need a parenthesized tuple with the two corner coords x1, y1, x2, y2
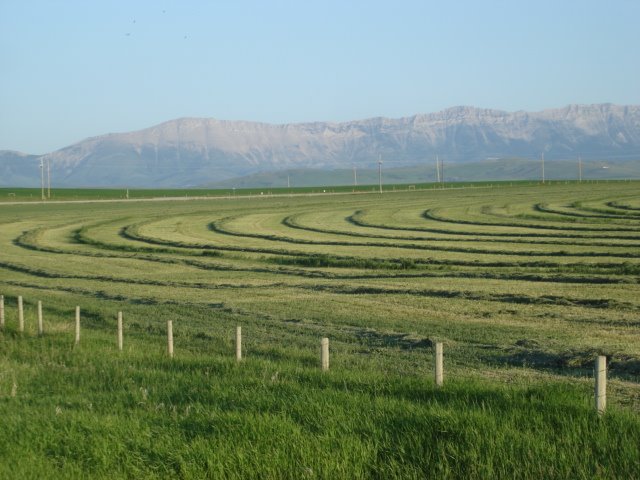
(321, 337, 329, 371)
(435, 342, 443, 387)
(236, 326, 242, 361)
(37, 301, 43, 336)
(0, 295, 4, 330)
(75, 306, 80, 344)
(167, 320, 174, 358)
(18, 296, 24, 332)
(595, 356, 607, 414)
(117, 311, 123, 351)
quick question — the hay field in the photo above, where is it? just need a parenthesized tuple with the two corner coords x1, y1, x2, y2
(1, 182, 639, 478)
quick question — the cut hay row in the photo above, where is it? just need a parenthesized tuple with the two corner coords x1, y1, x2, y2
(283, 212, 640, 248)
(422, 207, 640, 233)
(535, 203, 640, 220)
(348, 209, 640, 240)
(210, 213, 640, 258)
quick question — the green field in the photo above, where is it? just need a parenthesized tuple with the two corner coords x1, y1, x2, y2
(0, 183, 503, 202)
(1, 182, 639, 478)
(0, 179, 627, 202)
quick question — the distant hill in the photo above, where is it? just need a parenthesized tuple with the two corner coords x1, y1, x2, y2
(0, 151, 41, 187)
(2, 104, 640, 187)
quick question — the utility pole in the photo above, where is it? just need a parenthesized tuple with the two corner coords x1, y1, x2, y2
(287, 175, 290, 189)
(353, 166, 357, 187)
(541, 152, 545, 184)
(578, 155, 582, 183)
(47, 158, 51, 199)
(440, 156, 444, 187)
(378, 155, 383, 194)
(39, 158, 45, 200)
(435, 154, 440, 183)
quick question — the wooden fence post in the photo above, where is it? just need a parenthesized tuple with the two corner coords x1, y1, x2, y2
(435, 342, 443, 387)
(167, 320, 174, 358)
(37, 301, 43, 336)
(236, 326, 242, 361)
(75, 306, 80, 344)
(18, 296, 24, 332)
(117, 311, 123, 351)
(595, 356, 607, 414)
(321, 337, 329, 371)
(0, 295, 4, 330)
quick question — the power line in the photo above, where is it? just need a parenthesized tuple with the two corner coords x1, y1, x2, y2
(47, 158, 51, 198)
(39, 159, 45, 200)
(378, 155, 383, 193)
(578, 155, 582, 182)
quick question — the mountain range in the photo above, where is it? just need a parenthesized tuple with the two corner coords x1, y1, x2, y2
(1, 104, 639, 187)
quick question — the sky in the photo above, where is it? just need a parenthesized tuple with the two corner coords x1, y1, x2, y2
(1, 0, 639, 154)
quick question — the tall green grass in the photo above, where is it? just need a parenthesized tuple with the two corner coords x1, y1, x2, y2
(1, 301, 638, 479)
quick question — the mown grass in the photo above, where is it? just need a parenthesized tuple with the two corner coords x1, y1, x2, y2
(1, 181, 640, 477)
(267, 254, 418, 270)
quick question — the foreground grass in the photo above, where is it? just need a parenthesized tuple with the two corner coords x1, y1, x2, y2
(1, 304, 639, 479)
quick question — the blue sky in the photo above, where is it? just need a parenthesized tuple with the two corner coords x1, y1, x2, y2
(1, 0, 639, 153)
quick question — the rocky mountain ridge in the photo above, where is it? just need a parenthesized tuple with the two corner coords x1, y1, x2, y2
(1, 104, 639, 187)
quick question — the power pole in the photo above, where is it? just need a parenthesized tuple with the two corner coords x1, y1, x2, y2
(353, 166, 357, 187)
(578, 155, 582, 183)
(47, 157, 51, 199)
(541, 153, 545, 184)
(39, 158, 45, 200)
(287, 175, 290, 189)
(378, 155, 383, 194)
(440, 156, 444, 187)
(435, 154, 440, 183)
